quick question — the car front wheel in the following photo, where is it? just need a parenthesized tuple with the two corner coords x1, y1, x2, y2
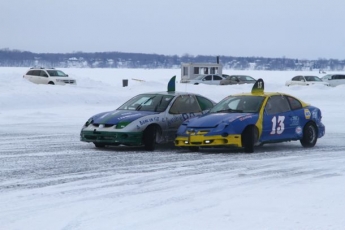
(143, 125, 158, 151)
(300, 122, 317, 147)
(188, 146, 199, 152)
(242, 126, 258, 153)
(94, 143, 105, 148)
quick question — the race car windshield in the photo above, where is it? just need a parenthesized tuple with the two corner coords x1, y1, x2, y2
(210, 95, 265, 113)
(117, 94, 174, 112)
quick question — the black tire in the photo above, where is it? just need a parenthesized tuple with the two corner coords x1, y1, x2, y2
(188, 146, 199, 152)
(242, 126, 258, 153)
(143, 125, 157, 151)
(48, 82, 55, 85)
(94, 143, 105, 148)
(300, 122, 318, 147)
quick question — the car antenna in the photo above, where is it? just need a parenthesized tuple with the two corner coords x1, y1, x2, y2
(167, 75, 176, 92)
(251, 78, 264, 94)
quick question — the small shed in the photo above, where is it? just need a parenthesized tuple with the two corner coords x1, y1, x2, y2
(180, 62, 223, 83)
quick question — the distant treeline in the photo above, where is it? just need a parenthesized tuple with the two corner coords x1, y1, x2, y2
(0, 48, 344, 71)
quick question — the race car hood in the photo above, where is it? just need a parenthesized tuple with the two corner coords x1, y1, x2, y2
(90, 110, 158, 125)
(186, 113, 254, 128)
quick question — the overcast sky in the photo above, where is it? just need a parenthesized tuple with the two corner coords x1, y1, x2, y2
(1, 0, 345, 59)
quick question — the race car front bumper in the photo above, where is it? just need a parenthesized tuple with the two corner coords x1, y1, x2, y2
(80, 130, 143, 146)
(175, 134, 242, 148)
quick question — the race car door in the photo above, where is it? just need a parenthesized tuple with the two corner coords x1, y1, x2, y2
(165, 95, 203, 140)
(261, 95, 296, 142)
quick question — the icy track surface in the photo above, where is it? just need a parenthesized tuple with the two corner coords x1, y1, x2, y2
(1, 68, 345, 230)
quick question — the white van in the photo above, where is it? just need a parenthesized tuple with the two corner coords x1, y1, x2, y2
(23, 67, 77, 85)
(321, 74, 345, 87)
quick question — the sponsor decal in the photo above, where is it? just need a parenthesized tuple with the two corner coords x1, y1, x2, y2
(312, 110, 318, 119)
(228, 115, 242, 122)
(118, 114, 141, 120)
(239, 115, 252, 121)
(139, 116, 160, 126)
(304, 109, 311, 119)
(290, 116, 300, 126)
(167, 113, 198, 126)
(295, 126, 302, 135)
(168, 115, 185, 125)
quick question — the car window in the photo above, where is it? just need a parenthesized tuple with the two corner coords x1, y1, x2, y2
(27, 70, 35, 75)
(245, 76, 256, 81)
(334, 75, 345, 80)
(265, 95, 291, 115)
(305, 76, 322, 82)
(169, 95, 201, 114)
(287, 96, 302, 110)
(40, 71, 48, 77)
(195, 75, 205, 80)
(204, 75, 212, 81)
(196, 96, 214, 110)
(213, 75, 223, 80)
(292, 76, 300, 81)
(32, 70, 41, 76)
(47, 70, 67, 77)
(155, 95, 174, 112)
(238, 76, 246, 81)
(322, 75, 331, 80)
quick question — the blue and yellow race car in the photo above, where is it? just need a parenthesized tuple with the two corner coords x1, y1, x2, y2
(175, 79, 325, 153)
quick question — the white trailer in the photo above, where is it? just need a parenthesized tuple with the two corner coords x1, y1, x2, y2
(180, 62, 223, 83)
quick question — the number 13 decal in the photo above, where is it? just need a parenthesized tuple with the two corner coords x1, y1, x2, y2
(270, 116, 285, 135)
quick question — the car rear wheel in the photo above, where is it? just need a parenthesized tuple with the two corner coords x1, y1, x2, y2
(242, 126, 258, 153)
(48, 81, 55, 85)
(143, 125, 158, 151)
(300, 122, 317, 147)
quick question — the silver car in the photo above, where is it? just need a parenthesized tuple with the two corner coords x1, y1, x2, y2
(80, 91, 216, 150)
(186, 74, 227, 85)
(220, 75, 256, 85)
(321, 74, 345, 87)
(23, 67, 77, 85)
(285, 75, 330, 87)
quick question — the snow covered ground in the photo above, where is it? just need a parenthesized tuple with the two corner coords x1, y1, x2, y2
(1, 67, 345, 230)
